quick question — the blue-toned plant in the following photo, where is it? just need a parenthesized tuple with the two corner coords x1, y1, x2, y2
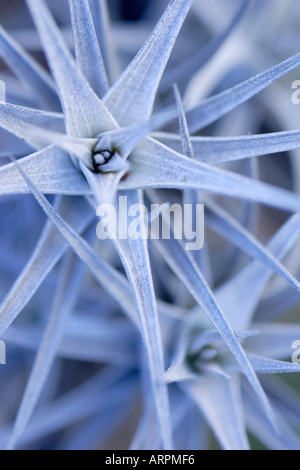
(0, 0, 300, 450)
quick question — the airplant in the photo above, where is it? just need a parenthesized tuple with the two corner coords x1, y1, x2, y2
(0, 0, 300, 450)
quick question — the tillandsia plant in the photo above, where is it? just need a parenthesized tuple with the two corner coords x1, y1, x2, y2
(1, 0, 300, 451)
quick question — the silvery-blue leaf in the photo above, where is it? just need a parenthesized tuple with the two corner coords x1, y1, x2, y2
(26, 0, 117, 137)
(88, 0, 120, 83)
(6, 253, 85, 450)
(155, 130, 300, 165)
(248, 355, 300, 375)
(151, 232, 277, 429)
(0, 147, 90, 196)
(162, 0, 253, 91)
(263, 377, 300, 434)
(206, 200, 300, 294)
(186, 51, 300, 133)
(11, 161, 138, 326)
(0, 25, 60, 110)
(216, 211, 300, 331)
(173, 84, 213, 282)
(3, 370, 134, 449)
(0, 102, 65, 148)
(3, 319, 135, 365)
(112, 190, 173, 450)
(256, 287, 300, 322)
(0, 110, 97, 167)
(104, 0, 193, 125)
(173, 84, 194, 159)
(244, 324, 300, 360)
(69, 0, 109, 97)
(0, 197, 93, 336)
(121, 138, 300, 213)
(184, 377, 249, 450)
(244, 390, 300, 451)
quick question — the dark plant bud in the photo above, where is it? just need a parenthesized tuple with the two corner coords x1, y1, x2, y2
(92, 149, 113, 172)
